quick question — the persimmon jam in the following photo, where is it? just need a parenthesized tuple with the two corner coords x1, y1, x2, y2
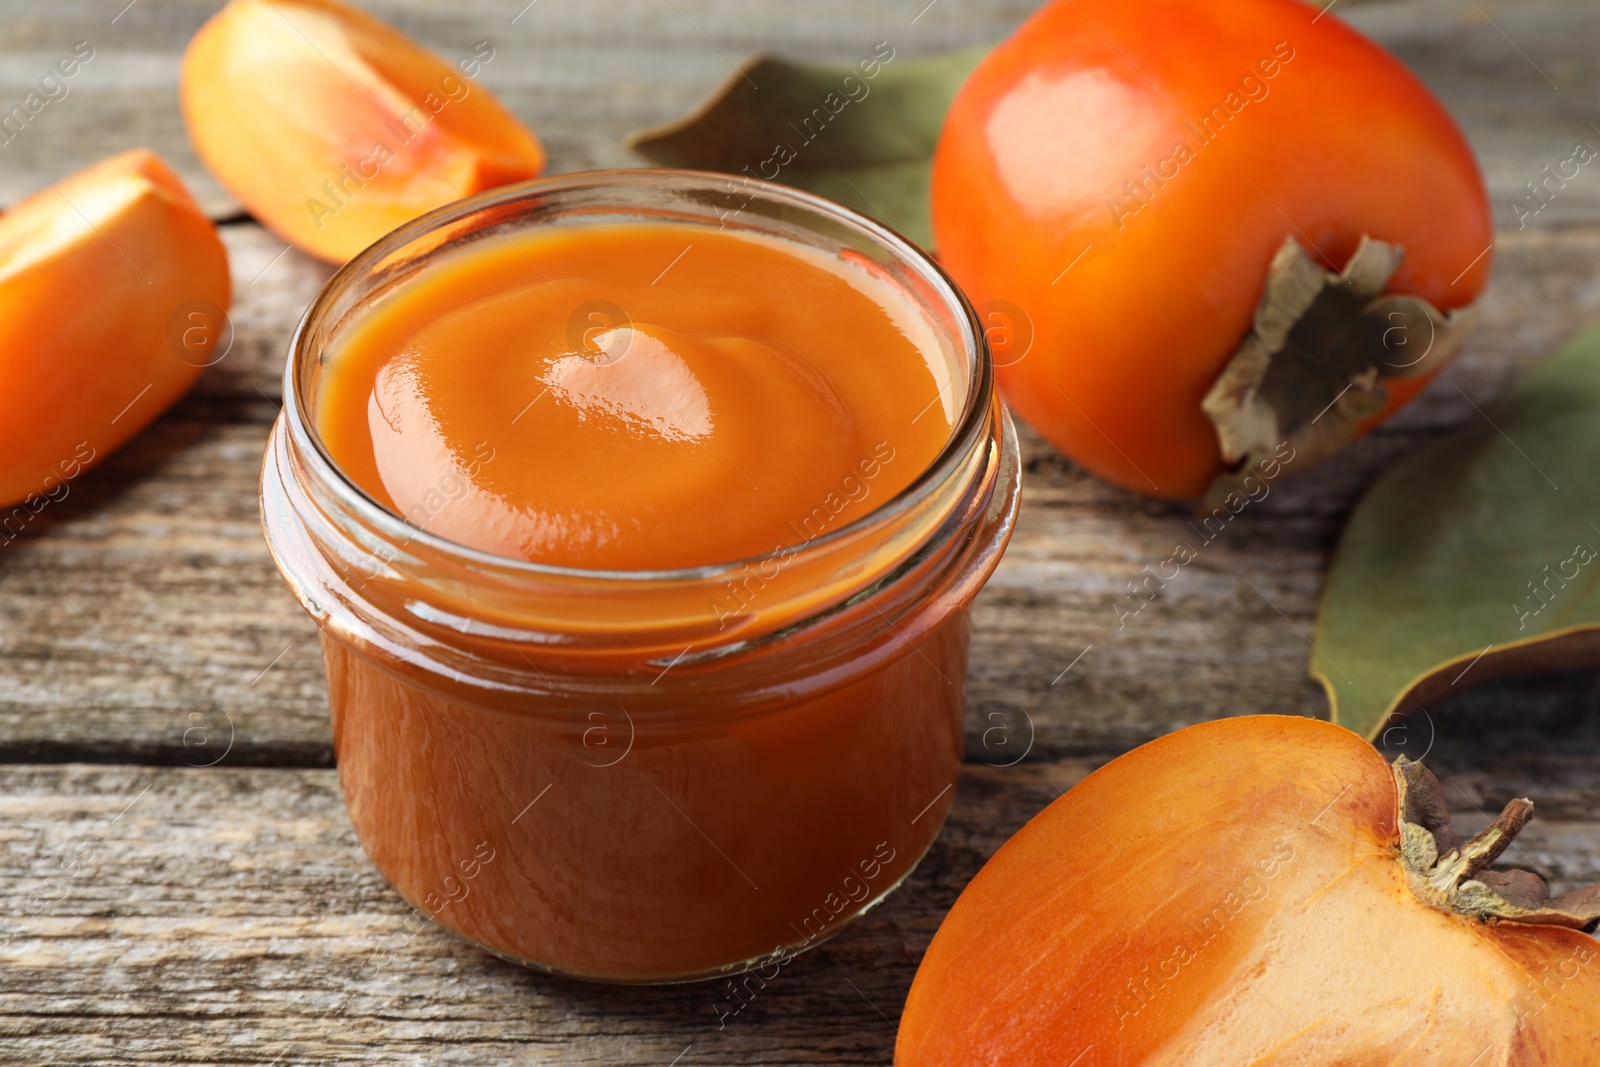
(315, 222, 953, 570)
(262, 173, 1020, 985)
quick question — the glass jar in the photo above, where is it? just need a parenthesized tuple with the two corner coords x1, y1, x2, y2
(260, 169, 1020, 984)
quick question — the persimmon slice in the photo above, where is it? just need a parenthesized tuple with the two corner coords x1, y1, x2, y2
(181, 0, 546, 263)
(0, 150, 230, 510)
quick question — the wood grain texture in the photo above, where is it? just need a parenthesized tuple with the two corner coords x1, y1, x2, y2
(3, 0, 1600, 1062)
(0, 0, 1042, 215)
(0, 0, 1592, 226)
(0, 704, 1596, 1066)
(5, 227, 1600, 761)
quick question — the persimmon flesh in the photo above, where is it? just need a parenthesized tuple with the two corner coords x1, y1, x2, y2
(898, 716, 1600, 1065)
(181, 0, 545, 263)
(0, 149, 230, 509)
(931, 0, 1493, 500)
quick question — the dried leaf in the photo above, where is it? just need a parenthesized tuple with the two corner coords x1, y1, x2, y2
(626, 46, 990, 249)
(1315, 326, 1600, 740)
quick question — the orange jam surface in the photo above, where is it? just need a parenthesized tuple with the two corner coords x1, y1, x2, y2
(316, 222, 955, 570)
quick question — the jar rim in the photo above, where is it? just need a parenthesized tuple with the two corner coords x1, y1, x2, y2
(282, 167, 991, 585)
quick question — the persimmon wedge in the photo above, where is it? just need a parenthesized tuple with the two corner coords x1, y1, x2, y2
(181, 0, 545, 262)
(0, 150, 230, 509)
(899, 716, 1600, 1065)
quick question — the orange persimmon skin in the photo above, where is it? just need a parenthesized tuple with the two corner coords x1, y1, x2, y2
(931, 0, 1492, 499)
(897, 716, 1600, 1065)
(0, 150, 230, 509)
(181, 0, 545, 263)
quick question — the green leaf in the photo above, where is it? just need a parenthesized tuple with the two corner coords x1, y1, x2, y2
(1315, 326, 1600, 739)
(625, 46, 990, 250)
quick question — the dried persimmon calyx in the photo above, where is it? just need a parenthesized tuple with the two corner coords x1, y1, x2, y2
(1202, 235, 1480, 507)
(1394, 755, 1600, 930)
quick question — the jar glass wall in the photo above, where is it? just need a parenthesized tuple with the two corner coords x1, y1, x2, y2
(260, 169, 1020, 983)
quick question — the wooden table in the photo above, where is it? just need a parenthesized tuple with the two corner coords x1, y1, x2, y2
(2, 0, 1598, 1062)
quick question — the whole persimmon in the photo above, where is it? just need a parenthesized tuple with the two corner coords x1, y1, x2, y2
(182, 0, 545, 263)
(898, 715, 1600, 1065)
(0, 150, 230, 511)
(932, 0, 1492, 502)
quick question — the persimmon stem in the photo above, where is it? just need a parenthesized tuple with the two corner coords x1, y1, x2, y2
(1202, 235, 1479, 509)
(1394, 756, 1600, 930)
(1459, 798, 1534, 880)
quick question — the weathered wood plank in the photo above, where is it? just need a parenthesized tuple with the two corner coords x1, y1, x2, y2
(0, 0, 1596, 232)
(1357, 0, 1600, 231)
(5, 225, 1600, 760)
(0, 418, 326, 765)
(0, 709, 1595, 1065)
(0, 0, 1041, 215)
(0, 761, 1074, 1065)
(205, 224, 335, 403)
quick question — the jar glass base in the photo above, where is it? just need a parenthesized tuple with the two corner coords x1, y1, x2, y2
(384, 816, 947, 987)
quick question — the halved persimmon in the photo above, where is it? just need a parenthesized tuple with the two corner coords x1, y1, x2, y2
(899, 715, 1600, 1065)
(0, 149, 230, 510)
(181, 0, 546, 263)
